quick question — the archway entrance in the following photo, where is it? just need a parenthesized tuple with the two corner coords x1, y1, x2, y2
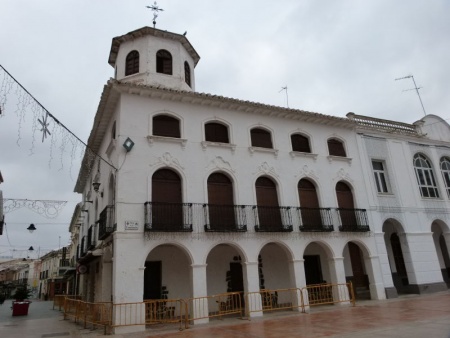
(431, 221, 450, 287)
(343, 242, 370, 299)
(304, 242, 332, 285)
(144, 245, 191, 300)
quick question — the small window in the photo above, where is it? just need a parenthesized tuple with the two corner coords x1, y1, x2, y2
(251, 128, 273, 149)
(291, 134, 311, 153)
(440, 157, 450, 198)
(205, 122, 229, 143)
(184, 61, 191, 87)
(156, 50, 172, 75)
(413, 153, 439, 198)
(111, 121, 116, 140)
(125, 50, 139, 76)
(153, 115, 180, 138)
(372, 160, 389, 193)
(327, 138, 346, 157)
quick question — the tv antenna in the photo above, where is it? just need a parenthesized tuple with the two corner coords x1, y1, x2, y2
(146, 1, 164, 28)
(394, 74, 427, 116)
(279, 86, 289, 108)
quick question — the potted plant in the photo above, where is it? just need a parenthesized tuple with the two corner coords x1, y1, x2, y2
(11, 286, 32, 316)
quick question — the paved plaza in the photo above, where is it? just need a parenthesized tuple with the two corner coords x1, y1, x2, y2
(1, 291, 450, 337)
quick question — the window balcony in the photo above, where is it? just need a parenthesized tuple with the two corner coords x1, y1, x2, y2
(98, 205, 115, 240)
(253, 206, 293, 232)
(203, 204, 248, 232)
(144, 202, 193, 232)
(336, 208, 370, 232)
(87, 225, 96, 250)
(297, 207, 334, 232)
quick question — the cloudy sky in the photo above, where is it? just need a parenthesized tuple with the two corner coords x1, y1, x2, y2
(1, 0, 449, 258)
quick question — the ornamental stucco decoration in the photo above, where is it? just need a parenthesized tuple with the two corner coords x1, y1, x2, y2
(205, 156, 235, 173)
(253, 162, 278, 178)
(150, 152, 184, 170)
(296, 165, 318, 181)
(334, 168, 353, 184)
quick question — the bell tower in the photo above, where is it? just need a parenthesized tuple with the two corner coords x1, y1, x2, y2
(108, 27, 200, 92)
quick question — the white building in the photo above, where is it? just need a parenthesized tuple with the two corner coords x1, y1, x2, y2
(73, 26, 449, 332)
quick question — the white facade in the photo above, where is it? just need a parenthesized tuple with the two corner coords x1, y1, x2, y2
(73, 26, 449, 333)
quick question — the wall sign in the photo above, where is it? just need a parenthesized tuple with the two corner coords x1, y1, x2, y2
(125, 220, 139, 230)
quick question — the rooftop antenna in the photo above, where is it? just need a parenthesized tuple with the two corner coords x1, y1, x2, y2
(279, 86, 289, 108)
(395, 74, 427, 116)
(146, 1, 164, 29)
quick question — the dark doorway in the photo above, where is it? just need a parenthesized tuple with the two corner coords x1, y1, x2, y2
(304, 255, 323, 285)
(348, 242, 370, 299)
(144, 261, 162, 300)
(229, 262, 244, 308)
(390, 233, 409, 292)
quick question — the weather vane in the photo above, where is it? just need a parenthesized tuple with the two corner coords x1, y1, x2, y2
(146, 1, 164, 28)
(279, 86, 289, 108)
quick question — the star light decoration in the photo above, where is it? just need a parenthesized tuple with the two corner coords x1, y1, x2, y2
(38, 112, 51, 142)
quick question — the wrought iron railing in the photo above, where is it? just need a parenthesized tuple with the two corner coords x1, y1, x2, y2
(296, 207, 334, 232)
(253, 206, 293, 232)
(80, 236, 86, 257)
(336, 208, 370, 232)
(144, 202, 193, 232)
(203, 204, 248, 232)
(87, 225, 95, 250)
(98, 205, 115, 240)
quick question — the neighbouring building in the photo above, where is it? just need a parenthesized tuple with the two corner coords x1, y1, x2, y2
(71, 25, 450, 333)
(38, 247, 72, 300)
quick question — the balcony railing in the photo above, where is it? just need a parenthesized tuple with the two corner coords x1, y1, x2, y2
(253, 206, 293, 232)
(144, 202, 193, 232)
(87, 225, 95, 250)
(80, 236, 86, 257)
(98, 205, 115, 240)
(203, 204, 248, 232)
(297, 207, 334, 232)
(336, 208, 370, 232)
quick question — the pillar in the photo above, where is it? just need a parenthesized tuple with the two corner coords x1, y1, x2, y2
(190, 264, 208, 324)
(288, 259, 308, 312)
(363, 255, 386, 300)
(243, 261, 263, 318)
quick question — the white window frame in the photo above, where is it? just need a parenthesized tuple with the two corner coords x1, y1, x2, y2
(413, 154, 439, 198)
(371, 160, 390, 194)
(440, 157, 450, 198)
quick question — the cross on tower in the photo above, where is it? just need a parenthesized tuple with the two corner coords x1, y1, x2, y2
(146, 1, 164, 28)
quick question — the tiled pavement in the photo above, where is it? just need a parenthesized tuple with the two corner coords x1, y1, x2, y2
(1, 291, 450, 338)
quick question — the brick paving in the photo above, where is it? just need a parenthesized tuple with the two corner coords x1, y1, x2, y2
(1, 291, 450, 338)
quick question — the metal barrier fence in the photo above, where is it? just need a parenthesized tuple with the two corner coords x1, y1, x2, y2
(62, 298, 112, 334)
(246, 288, 304, 317)
(186, 291, 243, 323)
(53, 294, 81, 311)
(57, 283, 354, 334)
(301, 282, 355, 307)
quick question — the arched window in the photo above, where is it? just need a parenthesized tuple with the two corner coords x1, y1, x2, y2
(255, 177, 282, 230)
(327, 138, 346, 157)
(413, 153, 439, 198)
(207, 173, 235, 230)
(205, 122, 229, 143)
(440, 157, 450, 198)
(151, 169, 182, 230)
(125, 50, 139, 76)
(251, 128, 273, 149)
(298, 179, 322, 230)
(291, 134, 311, 153)
(153, 115, 180, 138)
(184, 61, 191, 87)
(156, 49, 172, 75)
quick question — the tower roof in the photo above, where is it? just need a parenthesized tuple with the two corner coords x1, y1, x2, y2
(108, 26, 200, 67)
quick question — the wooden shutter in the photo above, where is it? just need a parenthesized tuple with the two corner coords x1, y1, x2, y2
(205, 123, 229, 143)
(207, 173, 235, 229)
(251, 128, 273, 149)
(152, 169, 182, 229)
(291, 134, 311, 153)
(153, 115, 180, 138)
(328, 139, 346, 157)
(125, 51, 139, 76)
(156, 50, 172, 75)
(336, 182, 357, 227)
(184, 61, 191, 87)
(298, 179, 322, 227)
(256, 177, 282, 229)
